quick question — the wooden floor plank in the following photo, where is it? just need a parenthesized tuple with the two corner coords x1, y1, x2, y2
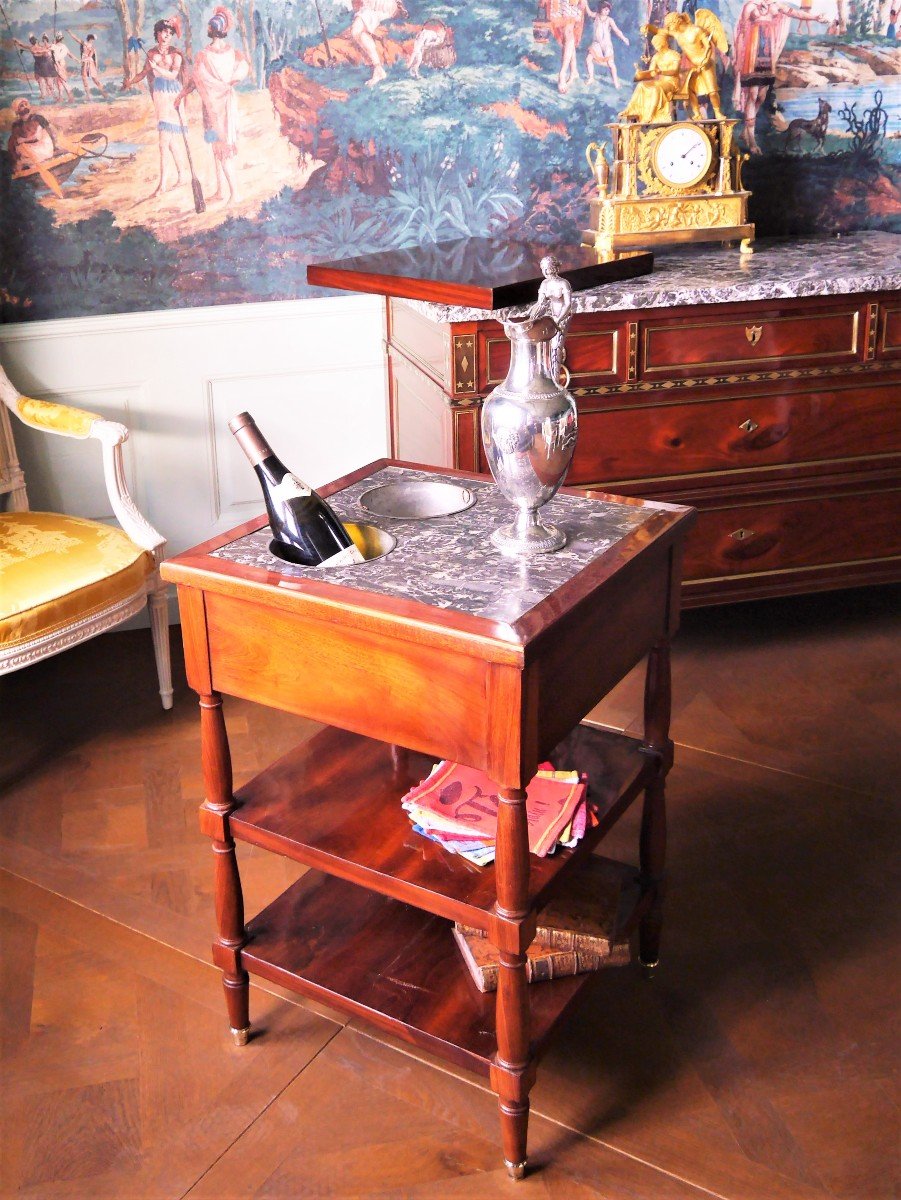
(0, 887, 340, 1200)
(185, 1027, 720, 1200)
(1, 585, 898, 1197)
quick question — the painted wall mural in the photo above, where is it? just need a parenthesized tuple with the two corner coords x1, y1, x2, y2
(0, 0, 898, 321)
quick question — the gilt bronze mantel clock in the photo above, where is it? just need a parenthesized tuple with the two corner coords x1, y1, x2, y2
(582, 10, 754, 255)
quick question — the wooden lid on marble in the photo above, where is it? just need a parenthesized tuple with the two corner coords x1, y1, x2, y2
(306, 238, 653, 309)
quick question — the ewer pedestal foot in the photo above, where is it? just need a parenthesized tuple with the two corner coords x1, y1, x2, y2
(490, 509, 566, 557)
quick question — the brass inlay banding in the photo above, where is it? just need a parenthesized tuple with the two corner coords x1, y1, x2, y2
(573, 449, 899, 490)
(687, 553, 901, 587)
(569, 356, 896, 398)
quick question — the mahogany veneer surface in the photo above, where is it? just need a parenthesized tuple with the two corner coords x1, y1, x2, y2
(307, 238, 653, 308)
(162, 458, 695, 1177)
(242, 870, 599, 1077)
(230, 723, 653, 927)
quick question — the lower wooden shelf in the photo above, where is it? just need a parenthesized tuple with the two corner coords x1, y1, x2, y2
(242, 868, 638, 1077)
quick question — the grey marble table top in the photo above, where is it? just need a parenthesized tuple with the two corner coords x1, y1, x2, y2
(212, 466, 657, 625)
(400, 231, 900, 324)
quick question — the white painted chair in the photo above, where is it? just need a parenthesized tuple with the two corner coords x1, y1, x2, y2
(0, 362, 172, 709)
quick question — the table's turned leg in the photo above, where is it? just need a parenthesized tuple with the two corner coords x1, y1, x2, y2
(198, 691, 250, 1046)
(492, 785, 533, 1181)
(639, 638, 674, 976)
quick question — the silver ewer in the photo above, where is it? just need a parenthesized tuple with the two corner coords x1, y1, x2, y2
(481, 312, 578, 556)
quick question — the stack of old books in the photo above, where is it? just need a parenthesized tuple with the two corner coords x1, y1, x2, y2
(453, 856, 638, 992)
(402, 760, 595, 866)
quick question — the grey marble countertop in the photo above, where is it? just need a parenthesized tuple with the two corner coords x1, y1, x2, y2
(212, 465, 657, 625)
(400, 231, 901, 324)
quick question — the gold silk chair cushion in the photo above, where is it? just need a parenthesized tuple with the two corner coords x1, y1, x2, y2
(0, 512, 154, 648)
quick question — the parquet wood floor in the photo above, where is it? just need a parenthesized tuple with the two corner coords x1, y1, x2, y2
(1, 585, 898, 1199)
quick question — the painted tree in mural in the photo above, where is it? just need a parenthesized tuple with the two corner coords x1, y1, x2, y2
(233, 0, 256, 83)
(176, 0, 193, 62)
(113, 0, 147, 81)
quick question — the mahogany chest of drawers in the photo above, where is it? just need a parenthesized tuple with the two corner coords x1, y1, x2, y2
(386, 288, 901, 606)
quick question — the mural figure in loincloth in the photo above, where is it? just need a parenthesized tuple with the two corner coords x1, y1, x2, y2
(14, 34, 56, 100)
(66, 31, 108, 99)
(126, 16, 188, 197)
(50, 34, 75, 101)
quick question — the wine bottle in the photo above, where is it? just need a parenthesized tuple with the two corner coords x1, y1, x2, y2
(228, 412, 364, 567)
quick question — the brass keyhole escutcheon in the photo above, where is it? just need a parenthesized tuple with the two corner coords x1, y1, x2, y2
(739, 418, 759, 433)
(745, 325, 763, 346)
(730, 528, 756, 541)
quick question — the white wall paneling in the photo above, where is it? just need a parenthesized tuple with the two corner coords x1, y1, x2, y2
(0, 294, 389, 625)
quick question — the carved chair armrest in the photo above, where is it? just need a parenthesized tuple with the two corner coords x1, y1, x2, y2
(13, 395, 102, 439)
(0, 369, 166, 556)
(90, 421, 166, 556)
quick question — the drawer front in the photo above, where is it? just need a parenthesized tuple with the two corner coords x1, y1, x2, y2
(567, 384, 901, 487)
(880, 304, 901, 360)
(481, 317, 627, 390)
(641, 306, 864, 377)
(683, 488, 901, 580)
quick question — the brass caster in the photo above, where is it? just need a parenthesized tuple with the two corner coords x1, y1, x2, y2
(504, 1159, 527, 1181)
(640, 958, 659, 980)
(739, 237, 754, 255)
(231, 1025, 251, 1047)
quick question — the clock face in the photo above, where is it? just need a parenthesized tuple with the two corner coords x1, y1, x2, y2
(652, 123, 713, 190)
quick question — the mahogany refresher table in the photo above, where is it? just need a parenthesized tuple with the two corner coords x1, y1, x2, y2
(162, 461, 696, 1179)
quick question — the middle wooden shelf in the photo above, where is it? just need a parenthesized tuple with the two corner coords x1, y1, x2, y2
(229, 721, 655, 930)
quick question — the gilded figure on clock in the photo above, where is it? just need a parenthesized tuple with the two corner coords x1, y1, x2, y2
(621, 29, 682, 123)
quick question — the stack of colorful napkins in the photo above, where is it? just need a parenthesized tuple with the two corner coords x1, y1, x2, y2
(402, 760, 595, 865)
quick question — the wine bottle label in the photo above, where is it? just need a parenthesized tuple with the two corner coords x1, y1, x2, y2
(320, 542, 366, 568)
(270, 473, 312, 503)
